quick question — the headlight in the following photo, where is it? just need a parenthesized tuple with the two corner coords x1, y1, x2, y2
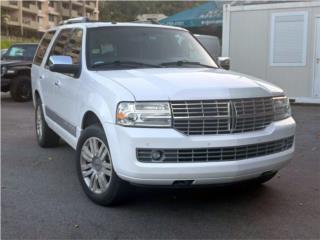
(273, 96, 291, 121)
(116, 102, 171, 127)
(7, 69, 15, 74)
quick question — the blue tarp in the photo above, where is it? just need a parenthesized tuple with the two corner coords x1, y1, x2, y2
(159, 1, 223, 28)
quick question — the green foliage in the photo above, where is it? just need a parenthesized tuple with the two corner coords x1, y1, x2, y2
(99, 1, 203, 22)
(1, 37, 39, 49)
(1, 39, 12, 49)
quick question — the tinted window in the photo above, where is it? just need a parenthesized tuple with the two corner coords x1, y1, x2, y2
(47, 28, 82, 65)
(49, 29, 72, 57)
(86, 27, 218, 70)
(65, 29, 83, 64)
(4, 44, 37, 61)
(33, 31, 55, 65)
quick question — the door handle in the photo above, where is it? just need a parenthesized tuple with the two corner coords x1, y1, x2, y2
(39, 75, 45, 80)
(317, 58, 320, 64)
(54, 81, 61, 87)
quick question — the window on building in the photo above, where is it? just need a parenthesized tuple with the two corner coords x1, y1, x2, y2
(33, 30, 56, 65)
(37, 16, 43, 23)
(9, 1, 18, 6)
(22, 1, 30, 8)
(37, 2, 42, 10)
(49, 1, 54, 8)
(49, 14, 55, 22)
(270, 12, 308, 66)
(62, 2, 69, 9)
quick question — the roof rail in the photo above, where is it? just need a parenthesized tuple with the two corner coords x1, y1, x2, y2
(58, 17, 90, 25)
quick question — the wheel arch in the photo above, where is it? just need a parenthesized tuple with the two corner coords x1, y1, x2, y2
(33, 89, 41, 106)
(81, 111, 103, 129)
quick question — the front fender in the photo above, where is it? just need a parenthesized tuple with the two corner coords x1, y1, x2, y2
(78, 93, 113, 129)
(77, 71, 135, 129)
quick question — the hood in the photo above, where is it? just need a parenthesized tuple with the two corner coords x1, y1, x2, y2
(95, 68, 284, 101)
(0, 59, 32, 67)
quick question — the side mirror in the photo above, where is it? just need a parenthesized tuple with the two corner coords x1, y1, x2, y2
(48, 55, 80, 76)
(218, 57, 230, 70)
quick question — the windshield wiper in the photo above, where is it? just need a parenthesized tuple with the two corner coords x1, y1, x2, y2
(160, 60, 217, 69)
(91, 60, 162, 69)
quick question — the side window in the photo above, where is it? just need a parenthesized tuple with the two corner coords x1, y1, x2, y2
(46, 28, 83, 66)
(33, 30, 56, 65)
(47, 28, 72, 60)
(65, 29, 83, 64)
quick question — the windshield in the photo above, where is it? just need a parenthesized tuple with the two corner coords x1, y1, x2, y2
(86, 26, 218, 70)
(3, 44, 37, 61)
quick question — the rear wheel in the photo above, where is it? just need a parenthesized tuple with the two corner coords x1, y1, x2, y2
(10, 76, 32, 102)
(35, 98, 60, 147)
(76, 125, 130, 206)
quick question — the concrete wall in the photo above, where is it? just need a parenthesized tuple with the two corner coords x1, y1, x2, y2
(226, 4, 320, 98)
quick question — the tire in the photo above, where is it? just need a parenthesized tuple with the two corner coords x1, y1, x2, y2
(35, 98, 60, 147)
(10, 76, 32, 102)
(76, 125, 130, 206)
(1, 86, 10, 92)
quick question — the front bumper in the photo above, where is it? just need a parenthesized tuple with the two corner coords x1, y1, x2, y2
(103, 117, 296, 185)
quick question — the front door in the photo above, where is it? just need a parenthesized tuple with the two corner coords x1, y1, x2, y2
(314, 17, 320, 97)
(44, 28, 83, 138)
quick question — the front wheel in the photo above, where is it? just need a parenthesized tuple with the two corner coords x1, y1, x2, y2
(76, 125, 130, 206)
(10, 76, 32, 102)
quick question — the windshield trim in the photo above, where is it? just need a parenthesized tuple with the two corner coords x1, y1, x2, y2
(86, 26, 219, 71)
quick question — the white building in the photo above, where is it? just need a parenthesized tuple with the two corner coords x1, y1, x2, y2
(136, 14, 167, 22)
(222, 1, 320, 103)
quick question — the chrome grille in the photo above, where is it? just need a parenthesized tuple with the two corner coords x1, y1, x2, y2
(171, 97, 274, 135)
(137, 136, 294, 163)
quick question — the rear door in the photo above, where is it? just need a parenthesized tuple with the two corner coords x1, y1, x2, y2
(44, 28, 83, 138)
(41, 29, 72, 121)
(31, 30, 56, 104)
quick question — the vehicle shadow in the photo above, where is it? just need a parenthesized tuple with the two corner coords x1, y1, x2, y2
(124, 181, 273, 208)
(1, 92, 33, 104)
(1, 92, 15, 102)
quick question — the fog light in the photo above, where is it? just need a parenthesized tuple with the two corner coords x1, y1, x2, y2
(151, 150, 163, 161)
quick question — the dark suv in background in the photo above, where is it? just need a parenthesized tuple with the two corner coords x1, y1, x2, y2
(1, 43, 38, 102)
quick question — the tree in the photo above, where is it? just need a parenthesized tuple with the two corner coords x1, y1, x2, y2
(99, 1, 203, 22)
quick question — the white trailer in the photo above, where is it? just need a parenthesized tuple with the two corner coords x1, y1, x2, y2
(222, 1, 320, 103)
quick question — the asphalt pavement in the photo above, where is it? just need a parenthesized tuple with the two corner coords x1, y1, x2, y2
(1, 93, 320, 239)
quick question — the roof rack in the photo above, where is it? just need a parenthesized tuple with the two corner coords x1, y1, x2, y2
(58, 17, 90, 25)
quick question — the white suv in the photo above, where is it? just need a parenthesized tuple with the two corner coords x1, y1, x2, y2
(32, 18, 296, 205)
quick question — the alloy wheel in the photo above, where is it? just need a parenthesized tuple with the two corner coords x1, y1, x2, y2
(36, 106, 43, 139)
(80, 137, 112, 194)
